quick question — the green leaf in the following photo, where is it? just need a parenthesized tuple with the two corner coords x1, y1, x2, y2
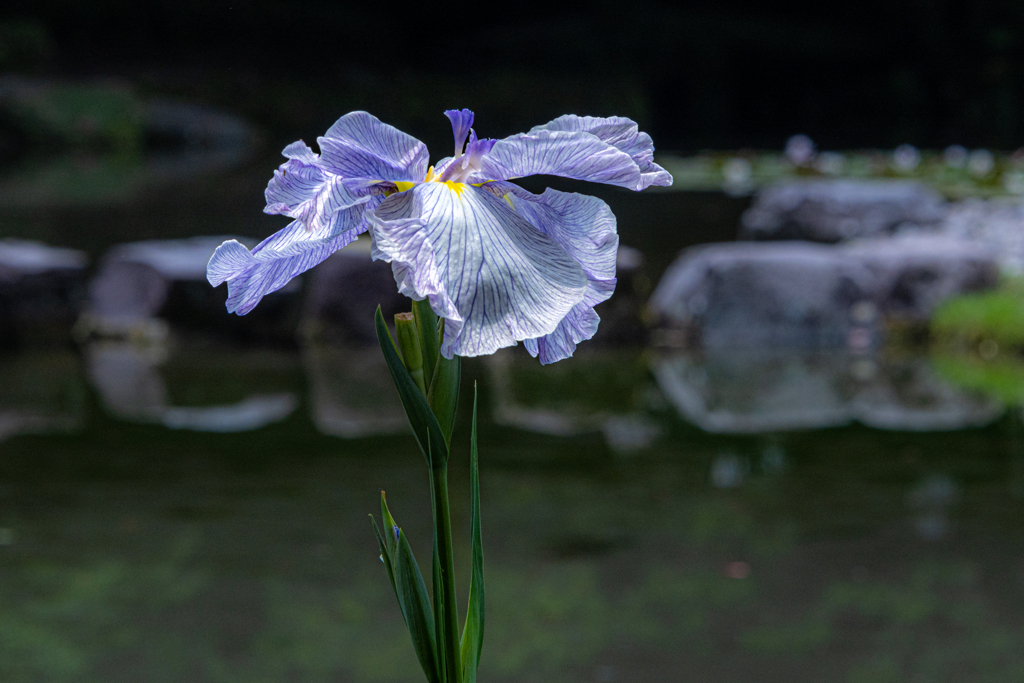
(429, 455, 447, 683)
(460, 383, 485, 682)
(413, 299, 440, 391)
(428, 322, 461, 448)
(375, 306, 449, 466)
(394, 527, 443, 683)
(380, 492, 399, 564)
(370, 514, 399, 602)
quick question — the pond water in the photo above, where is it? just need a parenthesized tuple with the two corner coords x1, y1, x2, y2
(3, 155, 1024, 683)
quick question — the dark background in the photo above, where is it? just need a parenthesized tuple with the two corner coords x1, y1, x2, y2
(3, 0, 1024, 153)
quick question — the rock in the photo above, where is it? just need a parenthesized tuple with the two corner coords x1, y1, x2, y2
(652, 351, 1002, 434)
(904, 197, 1024, 275)
(82, 236, 300, 343)
(85, 341, 297, 432)
(300, 238, 407, 344)
(649, 242, 879, 351)
(845, 234, 999, 322)
(649, 237, 1000, 350)
(0, 239, 88, 348)
(741, 180, 946, 242)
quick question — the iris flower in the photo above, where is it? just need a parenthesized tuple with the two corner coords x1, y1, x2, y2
(207, 109, 671, 363)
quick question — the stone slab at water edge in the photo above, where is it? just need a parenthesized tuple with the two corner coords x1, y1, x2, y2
(81, 237, 300, 343)
(648, 237, 998, 351)
(0, 239, 88, 348)
(741, 180, 946, 242)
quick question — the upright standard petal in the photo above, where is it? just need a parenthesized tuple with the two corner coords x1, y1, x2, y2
(477, 129, 643, 189)
(493, 184, 619, 363)
(531, 115, 673, 189)
(370, 183, 588, 358)
(444, 109, 474, 156)
(317, 111, 430, 183)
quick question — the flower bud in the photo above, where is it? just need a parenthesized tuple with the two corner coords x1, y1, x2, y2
(395, 312, 427, 395)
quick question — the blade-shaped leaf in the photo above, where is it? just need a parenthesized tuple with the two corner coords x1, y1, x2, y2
(370, 514, 398, 601)
(429, 447, 447, 683)
(428, 320, 460, 448)
(394, 528, 443, 683)
(381, 491, 399, 561)
(413, 299, 440, 391)
(375, 306, 449, 466)
(460, 383, 485, 682)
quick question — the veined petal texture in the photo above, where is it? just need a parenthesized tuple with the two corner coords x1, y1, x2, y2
(207, 195, 381, 315)
(531, 115, 673, 190)
(371, 183, 588, 358)
(478, 129, 643, 189)
(522, 302, 601, 365)
(495, 184, 619, 363)
(317, 111, 430, 183)
(264, 141, 372, 234)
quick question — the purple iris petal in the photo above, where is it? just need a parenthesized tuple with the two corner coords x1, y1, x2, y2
(532, 115, 673, 189)
(490, 184, 619, 363)
(370, 183, 587, 358)
(208, 197, 381, 316)
(444, 109, 475, 156)
(264, 141, 370, 235)
(317, 111, 429, 183)
(207, 107, 673, 363)
(477, 129, 644, 189)
(523, 302, 601, 364)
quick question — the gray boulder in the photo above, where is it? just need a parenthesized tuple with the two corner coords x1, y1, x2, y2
(649, 242, 879, 351)
(741, 180, 946, 242)
(83, 236, 300, 342)
(649, 236, 999, 350)
(0, 239, 88, 348)
(901, 196, 1024, 275)
(845, 234, 999, 322)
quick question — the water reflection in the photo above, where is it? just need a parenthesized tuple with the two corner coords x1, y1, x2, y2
(2, 342, 1024, 682)
(85, 341, 297, 432)
(487, 348, 661, 452)
(0, 350, 84, 441)
(304, 345, 407, 438)
(653, 351, 1002, 433)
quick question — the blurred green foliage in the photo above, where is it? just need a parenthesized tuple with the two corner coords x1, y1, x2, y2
(932, 354, 1024, 405)
(1, 81, 144, 154)
(932, 277, 1024, 348)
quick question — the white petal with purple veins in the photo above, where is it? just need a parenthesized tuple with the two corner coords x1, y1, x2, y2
(370, 183, 587, 358)
(532, 115, 673, 189)
(496, 185, 619, 363)
(264, 151, 371, 235)
(478, 130, 642, 189)
(523, 302, 601, 364)
(317, 111, 429, 182)
(207, 196, 381, 315)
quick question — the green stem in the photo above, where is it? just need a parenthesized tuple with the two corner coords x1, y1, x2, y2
(431, 462, 462, 683)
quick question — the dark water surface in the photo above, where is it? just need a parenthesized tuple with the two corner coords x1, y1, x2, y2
(3, 159, 1024, 683)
